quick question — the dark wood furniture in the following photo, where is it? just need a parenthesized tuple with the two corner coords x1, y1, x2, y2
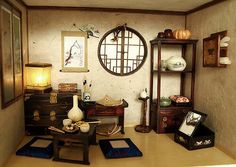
(24, 90, 81, 135)
(51, 124, 97, 165)
(135, 97, 151, 133)
(150, 38, 198, 133)
(203, 30, 228, 67)
(84, 99, 128, 134)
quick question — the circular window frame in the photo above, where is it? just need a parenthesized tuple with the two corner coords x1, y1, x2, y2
(98, 26, 147, 76)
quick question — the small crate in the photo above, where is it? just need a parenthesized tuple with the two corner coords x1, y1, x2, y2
(174, 124, 215, 150)
(174, 110, 215, 150)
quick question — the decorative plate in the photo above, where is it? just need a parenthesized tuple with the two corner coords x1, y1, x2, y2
(62, 125, 79, 133)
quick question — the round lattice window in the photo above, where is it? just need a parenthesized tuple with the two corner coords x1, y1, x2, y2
(98, 26, 147, 76)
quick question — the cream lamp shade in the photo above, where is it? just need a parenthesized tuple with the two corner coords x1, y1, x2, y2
(25, 63, 52, 92)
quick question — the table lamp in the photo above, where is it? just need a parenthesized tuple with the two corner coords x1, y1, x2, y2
(25, 63, 52, 93)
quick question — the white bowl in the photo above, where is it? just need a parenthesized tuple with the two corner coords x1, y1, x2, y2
(220, 57, 231, 65)
(80, 122, 90, 133)
(63, 119, 72, 126)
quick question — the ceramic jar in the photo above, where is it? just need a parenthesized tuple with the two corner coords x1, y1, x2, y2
(67, 95, 83, 122)
(166, 56, 186, 71)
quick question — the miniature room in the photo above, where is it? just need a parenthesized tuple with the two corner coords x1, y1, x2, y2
(0, 0, 236, 166)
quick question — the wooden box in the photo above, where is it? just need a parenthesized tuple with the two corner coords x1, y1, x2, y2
(58, 83, 78, 92)
(174, 110, 215, 150)
(174, 124, 215, 150)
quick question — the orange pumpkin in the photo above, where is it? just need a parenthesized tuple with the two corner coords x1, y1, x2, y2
(173, 29, 191, 39)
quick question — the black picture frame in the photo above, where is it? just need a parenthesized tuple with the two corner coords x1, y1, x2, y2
(178, 110, 207, 137)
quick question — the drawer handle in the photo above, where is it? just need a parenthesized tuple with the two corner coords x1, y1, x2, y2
(33, 110, 40, 121)
(50, 111, 56, 121)
(60, 106, 68, 109)
(162, 116, 167, 122)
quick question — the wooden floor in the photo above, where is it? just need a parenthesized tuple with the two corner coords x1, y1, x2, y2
(4, 128, 236, 167)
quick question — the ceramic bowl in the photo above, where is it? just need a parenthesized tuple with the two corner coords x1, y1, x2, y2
(80, 122, 90, 133)
(63, 119, 72, 126)
(160, 97, 171, 107)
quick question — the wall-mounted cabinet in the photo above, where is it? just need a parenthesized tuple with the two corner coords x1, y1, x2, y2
(149, 38, 198, 133)
(203, 31, 229, 67)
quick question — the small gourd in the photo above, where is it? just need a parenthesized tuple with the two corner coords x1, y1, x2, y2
(173, 29, 191, 40)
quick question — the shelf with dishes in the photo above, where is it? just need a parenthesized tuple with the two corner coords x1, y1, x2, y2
(203, 30, 231, 67)
(149, 37, 197, 133)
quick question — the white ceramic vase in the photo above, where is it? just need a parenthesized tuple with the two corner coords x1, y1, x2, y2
(67, 95, 83, 122)
(167, 56, 186, 71)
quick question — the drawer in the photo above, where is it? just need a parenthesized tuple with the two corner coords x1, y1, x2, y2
(159, 110, 187, 133)
(25, 115, 67, 126)
(25, 103, 72, 116)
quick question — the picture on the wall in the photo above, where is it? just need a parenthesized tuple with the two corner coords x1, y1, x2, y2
(61, 31, 88, 72)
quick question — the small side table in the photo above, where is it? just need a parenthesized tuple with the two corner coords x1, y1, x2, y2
(51, 124, 97, 165)
(135, 97, 151, 133)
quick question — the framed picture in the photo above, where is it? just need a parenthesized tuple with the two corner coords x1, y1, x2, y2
(61, 31, 88, 72)
(178, 111, 207, 136)
(0, 3, 23, 109)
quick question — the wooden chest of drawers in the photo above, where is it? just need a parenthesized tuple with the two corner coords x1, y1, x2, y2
(24, 91, 81, 135)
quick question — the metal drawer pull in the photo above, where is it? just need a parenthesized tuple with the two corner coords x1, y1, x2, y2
(162, 116, 167, 122)
(50, 111, 56, 121)
(33, 110, 40, 121)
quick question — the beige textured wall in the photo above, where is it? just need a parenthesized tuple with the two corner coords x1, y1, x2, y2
(187, 0, 236, 158)
(0, 1, 27, 166)
(28, 10, 185, 127)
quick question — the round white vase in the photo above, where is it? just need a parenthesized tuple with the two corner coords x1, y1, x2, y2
(67, 95, 83, 122)
(167, 56, 186, 71)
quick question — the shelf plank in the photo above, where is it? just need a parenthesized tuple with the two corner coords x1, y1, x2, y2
(150, 38, 198, 45)
(152, 69, 192, 73)
(151, 101, 192, 110)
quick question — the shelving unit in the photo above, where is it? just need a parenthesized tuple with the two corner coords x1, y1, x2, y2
(149, 38, 198, 133)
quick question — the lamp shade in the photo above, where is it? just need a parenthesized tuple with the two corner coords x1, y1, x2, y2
(25, 63, 52, 91)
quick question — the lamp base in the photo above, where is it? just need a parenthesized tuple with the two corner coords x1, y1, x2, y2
(25, 87, 52, 94)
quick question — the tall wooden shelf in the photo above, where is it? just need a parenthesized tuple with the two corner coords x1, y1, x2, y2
(149, 38, 198, 133)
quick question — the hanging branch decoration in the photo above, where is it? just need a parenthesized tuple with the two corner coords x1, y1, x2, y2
(111, 23, 127, 42)
(79, 24, 100, 38)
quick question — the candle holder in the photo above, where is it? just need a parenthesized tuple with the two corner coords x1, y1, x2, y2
(135, 97, 151, 133)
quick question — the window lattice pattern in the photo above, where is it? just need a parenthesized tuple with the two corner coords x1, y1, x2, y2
(98, 27, 147, 76)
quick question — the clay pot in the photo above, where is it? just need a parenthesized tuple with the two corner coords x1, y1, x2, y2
(164, 29, 173, 38)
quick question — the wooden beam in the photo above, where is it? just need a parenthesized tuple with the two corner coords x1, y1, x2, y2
(27, 6, 186, 16)
(15, 0, 28, 7)
(186, 0, 228, 15)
